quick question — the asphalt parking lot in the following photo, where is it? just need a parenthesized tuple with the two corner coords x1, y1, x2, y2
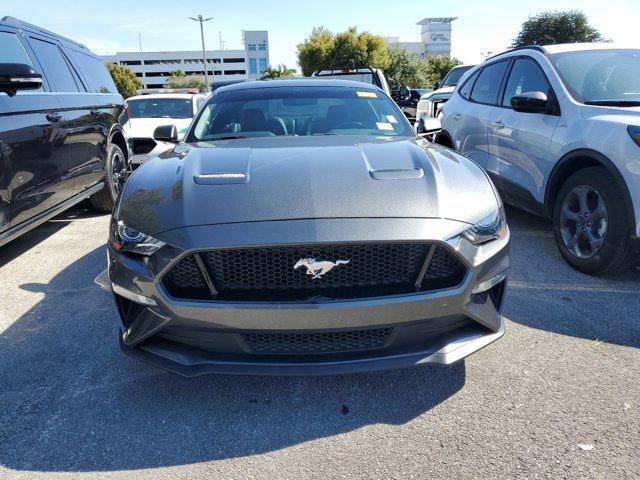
(0, 205, 638, 480)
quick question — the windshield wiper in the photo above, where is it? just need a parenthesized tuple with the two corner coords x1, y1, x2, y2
(584, 100, 640, 107)
(312, 132, 341, 136)
(208, 135, 247, 141)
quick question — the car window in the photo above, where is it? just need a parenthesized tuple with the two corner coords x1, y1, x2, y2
(0, 31, 33, 65)
(470, 61, 509, 105)
(65, 49, 117, 94)
(127, 98, 194, 119)
(29, 38, 79, 92)
(189, 86, 413, 141)
(458, 70, 480, 100)
(502, 58, 551, 107)
(442, 66, 473, 87)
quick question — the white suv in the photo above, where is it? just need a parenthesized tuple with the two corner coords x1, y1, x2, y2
(438, 44, 640, 274)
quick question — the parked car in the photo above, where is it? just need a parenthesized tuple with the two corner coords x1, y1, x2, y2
(0, 16, 128, 247)
(120, 89, 208, 167)
(438, 43, 640, 274)
(415, 65, 475, 120)
(312, 67, 391, 96)
(393, 87, 433, 120)
(108, 79, 510, 376)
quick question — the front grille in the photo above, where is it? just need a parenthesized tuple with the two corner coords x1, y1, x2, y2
(242, 327, 394, 354)
(131, 137, 156, 155)
(161, 243, 467, 302)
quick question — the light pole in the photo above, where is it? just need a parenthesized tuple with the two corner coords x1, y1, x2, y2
(189, 15, 212, 92)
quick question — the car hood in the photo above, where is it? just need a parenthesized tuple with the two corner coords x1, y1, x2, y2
(124, 118, 192, 138)
(422, 86, 456, 100)
(117, 136, 498, 235)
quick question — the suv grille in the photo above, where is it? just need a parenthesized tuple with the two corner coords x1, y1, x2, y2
(131, 137, 157, 155)
(161, 243, 467, 302)
(242, 327, 394, 354)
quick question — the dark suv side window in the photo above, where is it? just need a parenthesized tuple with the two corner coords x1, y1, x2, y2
(470, 60, 509, 105)
(502, 58, 552, 107)
(29, 37, 79, 92)
(65, 49, 117, 94)
(458, 70, 480, 99)
(0, 31, 33, 65)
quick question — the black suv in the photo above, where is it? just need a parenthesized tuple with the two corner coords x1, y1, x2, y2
(0, 16, 128, 247)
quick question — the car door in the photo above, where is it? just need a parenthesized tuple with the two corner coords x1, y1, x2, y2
(0, 29, 70, 229)
(445, 61, 509, 169)
(491, 57, 561, 202)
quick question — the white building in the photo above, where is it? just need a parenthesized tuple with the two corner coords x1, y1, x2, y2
(102, 30, 269, 89)
(386, 18, 457, 58)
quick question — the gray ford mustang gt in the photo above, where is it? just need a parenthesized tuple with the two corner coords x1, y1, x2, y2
(108, 79, 510, 376)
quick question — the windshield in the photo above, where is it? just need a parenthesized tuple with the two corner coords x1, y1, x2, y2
(441, 66, 473, 87)
(127, 98, 194, 119)
(550, 49, 640, 104)
(315, 72, 375, 85)
(187, 86, 413, 141)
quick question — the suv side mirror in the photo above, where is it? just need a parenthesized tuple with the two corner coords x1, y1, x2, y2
(510, 91, 550, 114)
(153, 125, 178, 143)
(399, 86, 411, 101)
(0, 63, 42, 97)
(433, 81, 441, 90)
(416, 116, 442, 138)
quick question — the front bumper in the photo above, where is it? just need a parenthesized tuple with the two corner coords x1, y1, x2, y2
(108, 218, 510, 376)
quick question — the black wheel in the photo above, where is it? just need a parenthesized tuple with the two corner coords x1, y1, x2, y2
(90, 143, 128, 213)
(553, 167, 636, 275)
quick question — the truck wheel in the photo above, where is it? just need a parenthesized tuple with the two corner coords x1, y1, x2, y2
(552, 167, 636, 275)
(90, 144, 127, 213)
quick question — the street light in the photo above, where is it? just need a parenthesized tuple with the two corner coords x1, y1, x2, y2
(189, 15, 212, 92)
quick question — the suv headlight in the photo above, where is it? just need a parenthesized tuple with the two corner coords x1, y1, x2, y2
(110, 220, 165, 256)
(628, 125, 640, 147)
(462, 207, 507, 245)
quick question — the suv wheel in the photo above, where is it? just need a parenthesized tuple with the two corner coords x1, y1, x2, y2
(90, 144, 128, 213)
(553, 167, 635, 275)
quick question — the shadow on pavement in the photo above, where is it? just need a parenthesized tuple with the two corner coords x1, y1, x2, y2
(0, 245, 465, 473)
(504, 205, 640, 349)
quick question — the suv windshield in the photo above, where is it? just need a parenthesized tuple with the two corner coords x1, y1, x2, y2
(127, 98, 194, 119)
(188, 85, 413, 141)
(550, 49, 640, 105)
(441, 66, 473, 87)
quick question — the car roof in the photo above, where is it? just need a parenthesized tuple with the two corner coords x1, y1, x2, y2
(215, 79, 381, 94)
(541, 43, 638, 54)
(127, 94, 199, 101)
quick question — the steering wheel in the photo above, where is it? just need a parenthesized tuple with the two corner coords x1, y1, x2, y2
(333, 121, 365, 129)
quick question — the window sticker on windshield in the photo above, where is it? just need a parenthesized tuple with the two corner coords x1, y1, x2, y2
(357, 91, 377, 98)
(376, 122, 394, 131)
(386, 115, 398, 124)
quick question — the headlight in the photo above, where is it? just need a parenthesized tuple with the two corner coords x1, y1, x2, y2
(462, 207, 507, 245)
(110, 220, 165, 256)
(628, 125, 640, 147)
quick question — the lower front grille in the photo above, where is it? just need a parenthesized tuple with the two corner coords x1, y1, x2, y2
(161, 243, 467, 302)
(242, 327, 394, 354)
(131, 137, 157, 155)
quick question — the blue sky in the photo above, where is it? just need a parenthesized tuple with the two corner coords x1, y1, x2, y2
(4, 0, 639, 70)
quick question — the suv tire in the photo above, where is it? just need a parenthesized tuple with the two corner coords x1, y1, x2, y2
(90, 143, 127, 213)
(553, 167, 636, 275)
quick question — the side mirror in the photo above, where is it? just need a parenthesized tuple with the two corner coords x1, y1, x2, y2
(153, 125, 178, 143)
(510, 91, 550, 114)
(434, 81, 441, 90)
(416, 116, 442, 137)
(0, 63, 42, 97)
(399, 86, 411, 100)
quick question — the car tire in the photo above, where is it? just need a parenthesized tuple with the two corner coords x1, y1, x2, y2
(90, 143, 128, 213)
(552, 167, 636, 275)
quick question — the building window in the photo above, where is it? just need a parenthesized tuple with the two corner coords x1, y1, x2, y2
(223, 57, 245, 63)
(258, 43, 267, 51)
(248, 44, 256, 51)
(249, 58, 257, 75)
(259, 58, 267, 73)
(225, 69, 246, 75)
(122, 60, 141, 66)
(144, 59, 181, 65)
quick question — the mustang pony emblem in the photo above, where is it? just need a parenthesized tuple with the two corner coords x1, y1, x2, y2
(293, 258, 350, 279)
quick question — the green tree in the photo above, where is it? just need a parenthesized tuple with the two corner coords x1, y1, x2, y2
(512, 10, 603, 47)
(260, 64, 297, 79)
(384, 47, 430, 89)
(106, 62, 142, 99)
(164, 74, 207, 92)
(297, 27, 390, 76)
(424, 56, 462, 87)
